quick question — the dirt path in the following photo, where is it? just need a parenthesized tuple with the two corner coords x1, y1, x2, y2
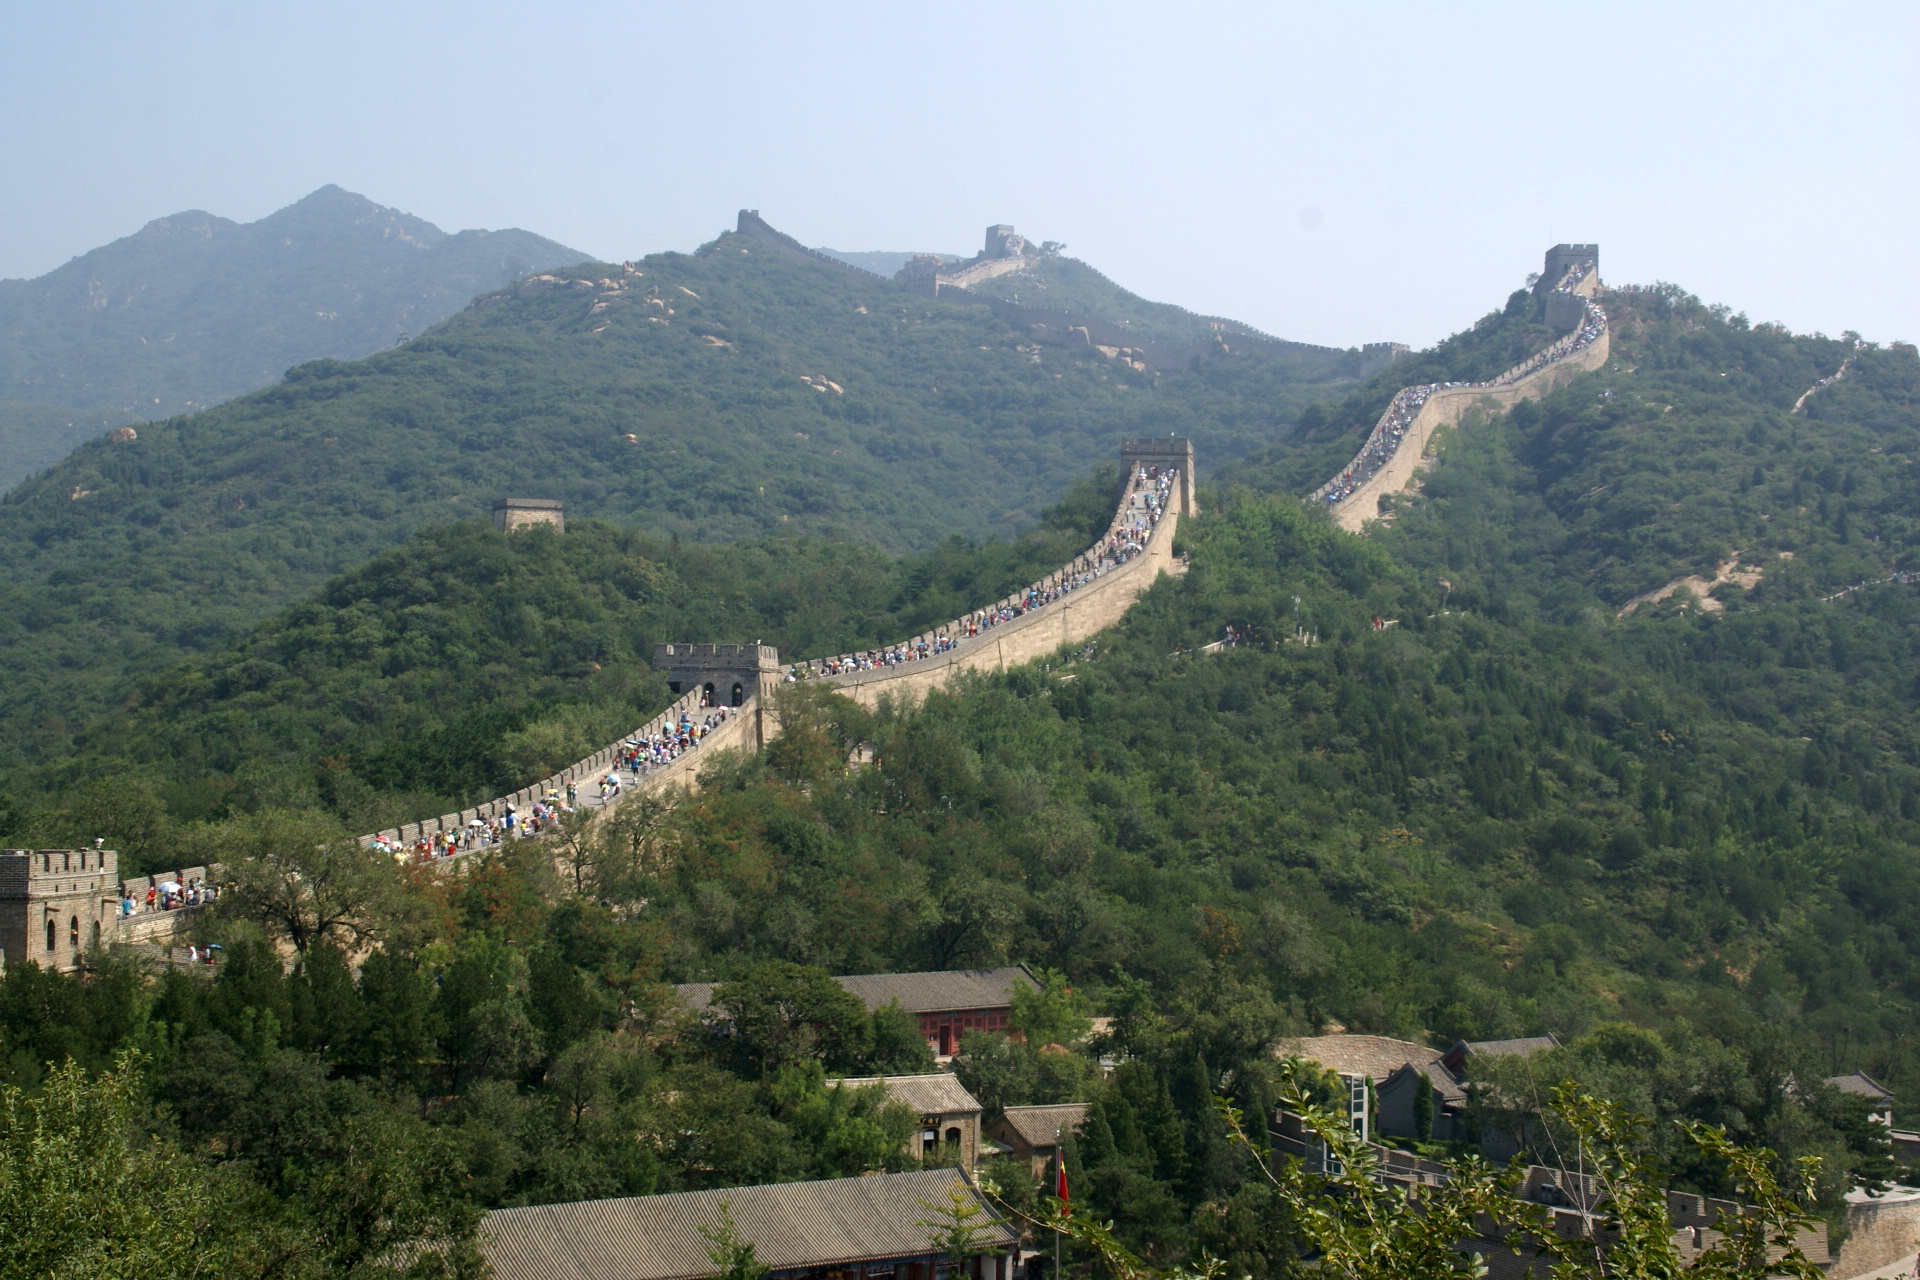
(1617, 558, 1765, 616)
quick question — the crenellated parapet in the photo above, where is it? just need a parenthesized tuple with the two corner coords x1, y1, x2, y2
(1312, 247, 1610, 532)
(354, 440, 1193, 858)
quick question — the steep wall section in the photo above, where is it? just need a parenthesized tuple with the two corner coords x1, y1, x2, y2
(358, 450, 1188, 850)
(798, 466, 1186, 710)
(1313, 260, 1608, 534)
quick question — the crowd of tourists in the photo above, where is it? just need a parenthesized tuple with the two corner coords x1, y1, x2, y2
(366, 704, 739, 864)
(788, 467, 1178, 681)
(119, 876, 216, 916)
(1320, 277, 1607, 508)
(356, 467, 1181, 861)
(617, 705, 734, 776)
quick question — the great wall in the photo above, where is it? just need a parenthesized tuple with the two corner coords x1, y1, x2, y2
(1311, 245, 1611, 533)
(5, 222, 1618, 968)
(342, 232, 1617, 860)
(353, 434, 1194, 862)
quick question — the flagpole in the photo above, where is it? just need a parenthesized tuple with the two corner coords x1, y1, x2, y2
(1053, 1128, 1063, 1280)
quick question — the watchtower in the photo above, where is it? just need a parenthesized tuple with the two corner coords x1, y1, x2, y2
(493, 497, 564, 533)
(1539, 244, 1600, 293)
(1120, 436, 1195, 515)
(652, 644, 781, 708)
(1358, 342, 1410, 379)
(0, 848, 118, 973)
(984, 225, 1026, 259)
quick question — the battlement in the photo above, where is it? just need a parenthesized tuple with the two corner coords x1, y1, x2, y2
(984, 224, 1027, 259)
(1359, 342, 1410, 379)
(1540, 243, 1600, 293)
(0, 847, 119, 890)
(653, 644, 780, 666)
(0, 849, 122, 974)
(1121, 436, 1196, 514)
(493, 497, 564, 533)
(652, 644, 782, 707)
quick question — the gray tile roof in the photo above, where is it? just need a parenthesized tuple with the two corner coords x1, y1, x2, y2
(675, 967, 1036, 1018)
(1282, 1034, 1441, 1081)
(1463, 1036, 1558, 1058)
(833, 1073, 981, 1115)
(1828, 1071, 1895, 1101)
(996, 1103, 1090, 1148)
(483, 1169, 1016, 1280)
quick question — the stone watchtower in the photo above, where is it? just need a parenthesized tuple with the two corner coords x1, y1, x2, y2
(1358, 342, 1410, 379)
(652, 644, 781, 708)
(0, 848, 118, 973)
(1538, 244, 1601, 334)
(493, 497, 564, 533)
(1539, 244, 1600, 293)
(1120, 436, 1196, 515)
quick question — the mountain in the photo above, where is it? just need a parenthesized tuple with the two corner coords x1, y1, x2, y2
(0, 222, 1353, 773)
(0, 185, 582, 487)
(8, 259, 1920, 1264)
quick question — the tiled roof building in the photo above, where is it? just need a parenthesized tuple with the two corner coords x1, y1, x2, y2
(990, 1103, 1090, 1178)
(678, 967, 1039, 1057)
(832, 1074, 984, 1170)
(483, 1169, 1019, 1280)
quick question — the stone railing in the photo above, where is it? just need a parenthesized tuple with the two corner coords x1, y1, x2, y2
(358, 689, 764, 854)
(357, 454, 1191, 860)
(786, 467, 1179, 696)
(1310, 260, 1609, 532)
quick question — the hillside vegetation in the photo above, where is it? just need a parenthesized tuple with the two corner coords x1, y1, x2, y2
(3, 275, 1919, 1277)
(0, 230, 1351, 771)
(966, 253, 1226, 348)
(3, 474, 1118, 843)
(0, 186, 580, 487)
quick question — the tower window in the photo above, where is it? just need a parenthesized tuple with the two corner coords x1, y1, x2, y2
(46, 918, 56, 952)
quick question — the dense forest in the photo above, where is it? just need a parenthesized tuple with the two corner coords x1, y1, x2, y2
(4, 272, 1920, 1276)
(1, 473, 1118, 846)
(0, 229, 1350, 772)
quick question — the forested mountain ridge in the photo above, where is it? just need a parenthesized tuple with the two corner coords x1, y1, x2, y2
(0, 228, 1352, 775)
(3, 474, 1122, 841)
(0, 185, 582, 488)
(8, 270, 1920, 1274)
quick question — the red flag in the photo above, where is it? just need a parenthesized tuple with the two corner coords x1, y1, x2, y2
(1055, 1148, 1069, 1209)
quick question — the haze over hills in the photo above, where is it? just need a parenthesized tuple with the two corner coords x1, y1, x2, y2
(0, 185, 582, 488)
(0, 216, 1357, 771)
(10, 213, 1920, 1271)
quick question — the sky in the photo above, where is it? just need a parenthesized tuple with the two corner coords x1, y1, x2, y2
(2, 0, 1915, 350)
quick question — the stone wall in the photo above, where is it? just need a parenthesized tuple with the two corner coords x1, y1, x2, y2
(1323, 328, 1609, 533)
(1833, 1191, 1920, 1279)
(813, 474, 1186, 711)
(1313, 253, 1609, 533)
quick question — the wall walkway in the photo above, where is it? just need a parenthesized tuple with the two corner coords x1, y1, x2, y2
(357, 452, 1188, 858)
(1312, 262, 1609, 533)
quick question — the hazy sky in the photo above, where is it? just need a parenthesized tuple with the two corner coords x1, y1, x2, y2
(4, 1, 1915, 350)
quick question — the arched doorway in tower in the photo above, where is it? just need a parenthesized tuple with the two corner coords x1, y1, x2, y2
(731, 682, 745, 707)
(702, 682, 715, 708)
(45, 917, 55, 953)
(92, 920, 101, 947)
(69, 915, 79, 949)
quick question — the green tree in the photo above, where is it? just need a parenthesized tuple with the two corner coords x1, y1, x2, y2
(699, 1201, 771, 1280)
(1012, 968, 1093, 1050)
(712, 961, 873, 1077)
(212, 809, 405, 953)
(0, 1051, 227, 1280)
(917, 1181, 1006, 1268)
